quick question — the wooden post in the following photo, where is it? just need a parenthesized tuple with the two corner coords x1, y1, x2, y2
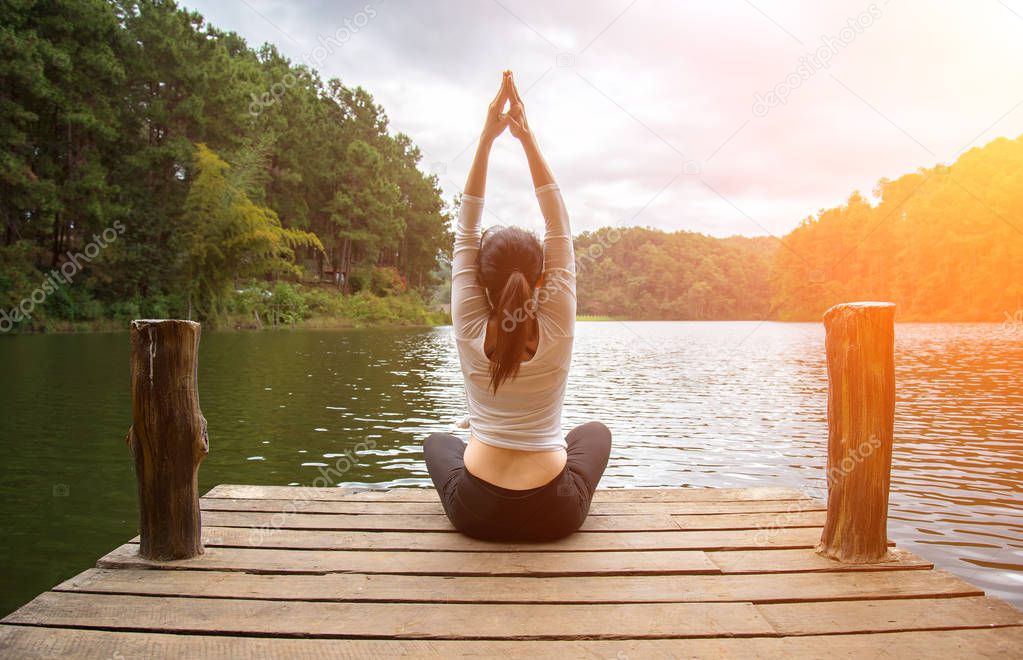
(817, 302, 896, 563)
(126, 320, 209, 560)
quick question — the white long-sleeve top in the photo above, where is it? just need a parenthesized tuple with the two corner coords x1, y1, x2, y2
(451, 183, 576, 451)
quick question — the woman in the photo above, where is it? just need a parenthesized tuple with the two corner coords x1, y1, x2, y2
(423, 71, 612, 541)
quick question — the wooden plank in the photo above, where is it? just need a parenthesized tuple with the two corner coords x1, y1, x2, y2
(8, 592, 1019, 639)
(98, 543, 721, 576)
(759, 596, 1023, 635)
(709, 547, 931, 574)
(199, 509, 825, 532)
(204, 484, 809, 503)
(101, 543, 724, 576)
(673, 511, 824, 530)
(99, 544, 932, 577)
(200, 510, 684, 532)
(56, 567, 984, 604)
(2, 592, 774, 638)
(4, 625, 1023, 660)
(191, 525, 824, 551)
(199, 496, 827, 516)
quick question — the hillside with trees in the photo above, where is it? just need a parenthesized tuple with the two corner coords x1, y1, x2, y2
(771, 135, 1023, 321)
(0, 0, 450, 330)
(573, 228, 776, 320)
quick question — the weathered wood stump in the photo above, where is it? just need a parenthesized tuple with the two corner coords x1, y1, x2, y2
(816, 302, 896, 563)
(126, 320, 209, 560)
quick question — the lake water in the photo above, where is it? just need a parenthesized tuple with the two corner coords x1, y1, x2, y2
(0, 321, 1020, 615)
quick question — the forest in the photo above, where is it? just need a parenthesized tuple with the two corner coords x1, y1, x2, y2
(581, 134, 1023, 322)
(574, 228, 776, 320)
(1, 0, 451, 330)
(2, 0, 1020, 331)
(770, 134, 1023, 321)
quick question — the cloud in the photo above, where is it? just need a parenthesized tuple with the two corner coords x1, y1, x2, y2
(184, 0, 1023, 237)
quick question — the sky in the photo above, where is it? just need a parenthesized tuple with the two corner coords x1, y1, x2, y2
(182, 0, 1023, 239)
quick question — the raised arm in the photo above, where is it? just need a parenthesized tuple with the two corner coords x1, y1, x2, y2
(506, 73, 576, 338)
(451, 74, 511, 340)
(463, 73, 511, 197)
(505, 74, 554, 189)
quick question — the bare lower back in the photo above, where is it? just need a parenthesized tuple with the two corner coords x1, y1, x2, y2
(463, 434, 568, 490)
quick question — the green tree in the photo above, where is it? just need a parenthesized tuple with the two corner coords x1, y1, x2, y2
(322, 139, 402, 291)
(771, 135, 1023, 320)
(178, 143, 322, 321)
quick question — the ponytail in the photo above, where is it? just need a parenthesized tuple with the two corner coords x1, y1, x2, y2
(489, 270, 533, 393)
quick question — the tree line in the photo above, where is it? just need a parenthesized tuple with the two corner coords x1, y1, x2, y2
(571, 134, 1022, 322)
(771, 134, 1023, 321)
(1, 0, 450, 326)
(573, 228, 775, 320)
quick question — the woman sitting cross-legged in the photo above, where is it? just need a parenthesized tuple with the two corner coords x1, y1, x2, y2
(423, 70, 612, 542)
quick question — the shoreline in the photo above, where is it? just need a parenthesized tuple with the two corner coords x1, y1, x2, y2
(1, 316, 1016, 336)
(0, 316, 449, 336)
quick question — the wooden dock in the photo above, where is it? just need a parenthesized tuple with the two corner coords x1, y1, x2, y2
(2, 484, 1021, 658)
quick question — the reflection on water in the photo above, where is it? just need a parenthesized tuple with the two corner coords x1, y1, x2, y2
(0, 321, 1020, 614)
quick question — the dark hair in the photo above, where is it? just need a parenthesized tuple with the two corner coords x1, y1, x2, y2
(477, 226, 543, 393)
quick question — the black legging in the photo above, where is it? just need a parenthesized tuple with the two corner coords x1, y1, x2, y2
(423, 422, 612, 541)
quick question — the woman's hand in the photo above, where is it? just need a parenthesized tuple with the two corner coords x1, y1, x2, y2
(480, 72, 512, 144)
(465, 72, 512, 197)
(503, 71, 555, 189)
(505, 72, 531, 142)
